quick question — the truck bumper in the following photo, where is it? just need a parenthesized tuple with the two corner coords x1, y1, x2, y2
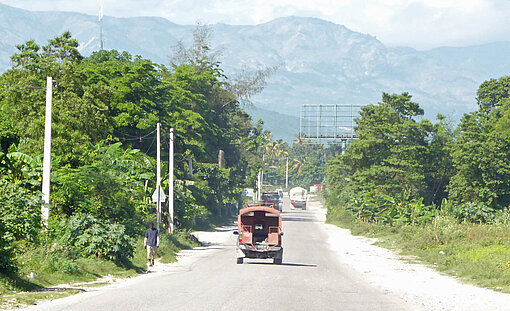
(238, 244, 283, 259)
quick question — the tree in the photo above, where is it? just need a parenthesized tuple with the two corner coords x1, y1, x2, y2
(328, 92, 444, 202)
(476, 76, 510, 113)
(448, 78, 510, 209)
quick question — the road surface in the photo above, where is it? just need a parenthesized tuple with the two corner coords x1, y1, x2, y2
(24, 197, 420, 311)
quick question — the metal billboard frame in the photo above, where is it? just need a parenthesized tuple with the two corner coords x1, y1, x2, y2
(299, 104, 361, 144)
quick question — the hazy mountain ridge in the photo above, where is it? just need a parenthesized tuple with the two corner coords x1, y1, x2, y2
(1, 4, 509, 140)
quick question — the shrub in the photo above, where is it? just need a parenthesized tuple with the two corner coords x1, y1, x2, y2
(0, 180, 42, 274)
(58, 214, 136, 262)
(0, 220, 16, 274)
(452, 202, 496, 224)
(0, 180, 42, 242)
(494, 208, 510, 225)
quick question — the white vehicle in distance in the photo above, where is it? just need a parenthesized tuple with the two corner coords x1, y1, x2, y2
(289, 187, 307, 210)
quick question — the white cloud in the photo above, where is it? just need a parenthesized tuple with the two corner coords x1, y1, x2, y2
(410, 0, 485, 11)
(363, 4, 394, 25)
(0, 0, 509, 49)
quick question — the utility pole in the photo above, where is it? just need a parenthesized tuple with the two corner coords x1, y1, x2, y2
(188, 154, 193, 178)
(99, 0, 104, 50)
(168, 128, 174, 234)
(257, 171, 262, 201)
(258, 154, 264, 200)
(261, 170, 264, 191)
(285, 157, 289, 189)
(218, 150, 225, 169)
(41, 77, 52, 227)
(156, 123, 161, 231)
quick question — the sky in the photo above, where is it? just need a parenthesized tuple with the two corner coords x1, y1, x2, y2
(1, 0, 509, 49)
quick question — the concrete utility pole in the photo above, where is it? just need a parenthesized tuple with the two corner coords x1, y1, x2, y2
(218, 149, 225, 169)
(257, 171, 262, 201)
(99, 0, 104, 50)
(285, 157, 289, 189)
(168, 128, 174, 234)
(156, 123, 161, 230)
(188, 154, 193, 178)
(41, 77, 52, 226)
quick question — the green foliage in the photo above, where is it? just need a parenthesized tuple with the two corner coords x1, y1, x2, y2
(0, 180, 42, 242)
(329, 92, 441, 201)
(0, 27, 273, 288)
(0, 218, 16, 274)
(476, 76, 510, 113)
(0, 180, 42, 274)
(449, 77, 510, 210)
(326, 92, 451, 228)
(174, 181, 210, 229)
(337, 190, 436, 226)
(452, 202, 496, 224)
(52, 142, 152, 222)
(57, 214, 135, 262)
(325, 79, 510, 293)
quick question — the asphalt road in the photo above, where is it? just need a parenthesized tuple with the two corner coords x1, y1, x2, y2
(26, 197, 418, 311)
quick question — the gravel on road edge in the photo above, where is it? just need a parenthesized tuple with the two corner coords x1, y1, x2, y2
(323, 214, 510, 311)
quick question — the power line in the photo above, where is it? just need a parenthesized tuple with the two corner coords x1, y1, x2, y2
(142, 132, 157, 156)
(114, 128, 157, 141)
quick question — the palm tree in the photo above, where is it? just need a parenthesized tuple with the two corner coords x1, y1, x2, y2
(291, 157, 307, 177)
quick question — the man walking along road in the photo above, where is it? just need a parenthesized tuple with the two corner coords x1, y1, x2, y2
(144, 222, 159, 267)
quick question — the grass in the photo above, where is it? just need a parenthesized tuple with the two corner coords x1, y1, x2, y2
(0, 230, 201, 309)
(0, 289, 83, 309)
(327, 210, 510, 293)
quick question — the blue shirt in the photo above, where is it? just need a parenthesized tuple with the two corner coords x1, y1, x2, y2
(145, 228, 159, 247)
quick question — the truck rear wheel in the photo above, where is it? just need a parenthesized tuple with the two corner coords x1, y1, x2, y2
(237, 257, 243, 264)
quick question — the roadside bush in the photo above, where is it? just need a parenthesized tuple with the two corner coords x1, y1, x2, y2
(0, 180, 42, 274)
(0, 180, 42, 242)
(494, 208, 510, 225)
(58, 214, 136, 263)
(0, 220, 16, 274)
(452, 202, 496, 224)
(336, 190, 436, 226)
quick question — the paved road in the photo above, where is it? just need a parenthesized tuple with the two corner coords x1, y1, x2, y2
(27, 197, 418, 311)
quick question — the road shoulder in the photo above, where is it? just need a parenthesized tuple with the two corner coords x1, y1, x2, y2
(324, 222, 510, 310)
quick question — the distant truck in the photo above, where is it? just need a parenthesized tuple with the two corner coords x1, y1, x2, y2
(261, 191, 282, 212)
(289, 187, 307, 210)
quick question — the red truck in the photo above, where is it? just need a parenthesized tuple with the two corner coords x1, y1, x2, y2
(233, 203, 284, 264)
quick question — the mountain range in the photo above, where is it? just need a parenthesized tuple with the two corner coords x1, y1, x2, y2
(1, 3, 510, 142)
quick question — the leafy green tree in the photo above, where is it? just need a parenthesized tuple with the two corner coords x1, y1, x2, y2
(51, 142, 152, 223)
(331, 93, 433, 199)
(476, 76, 510, 113)
(449, 77, 510, 209)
